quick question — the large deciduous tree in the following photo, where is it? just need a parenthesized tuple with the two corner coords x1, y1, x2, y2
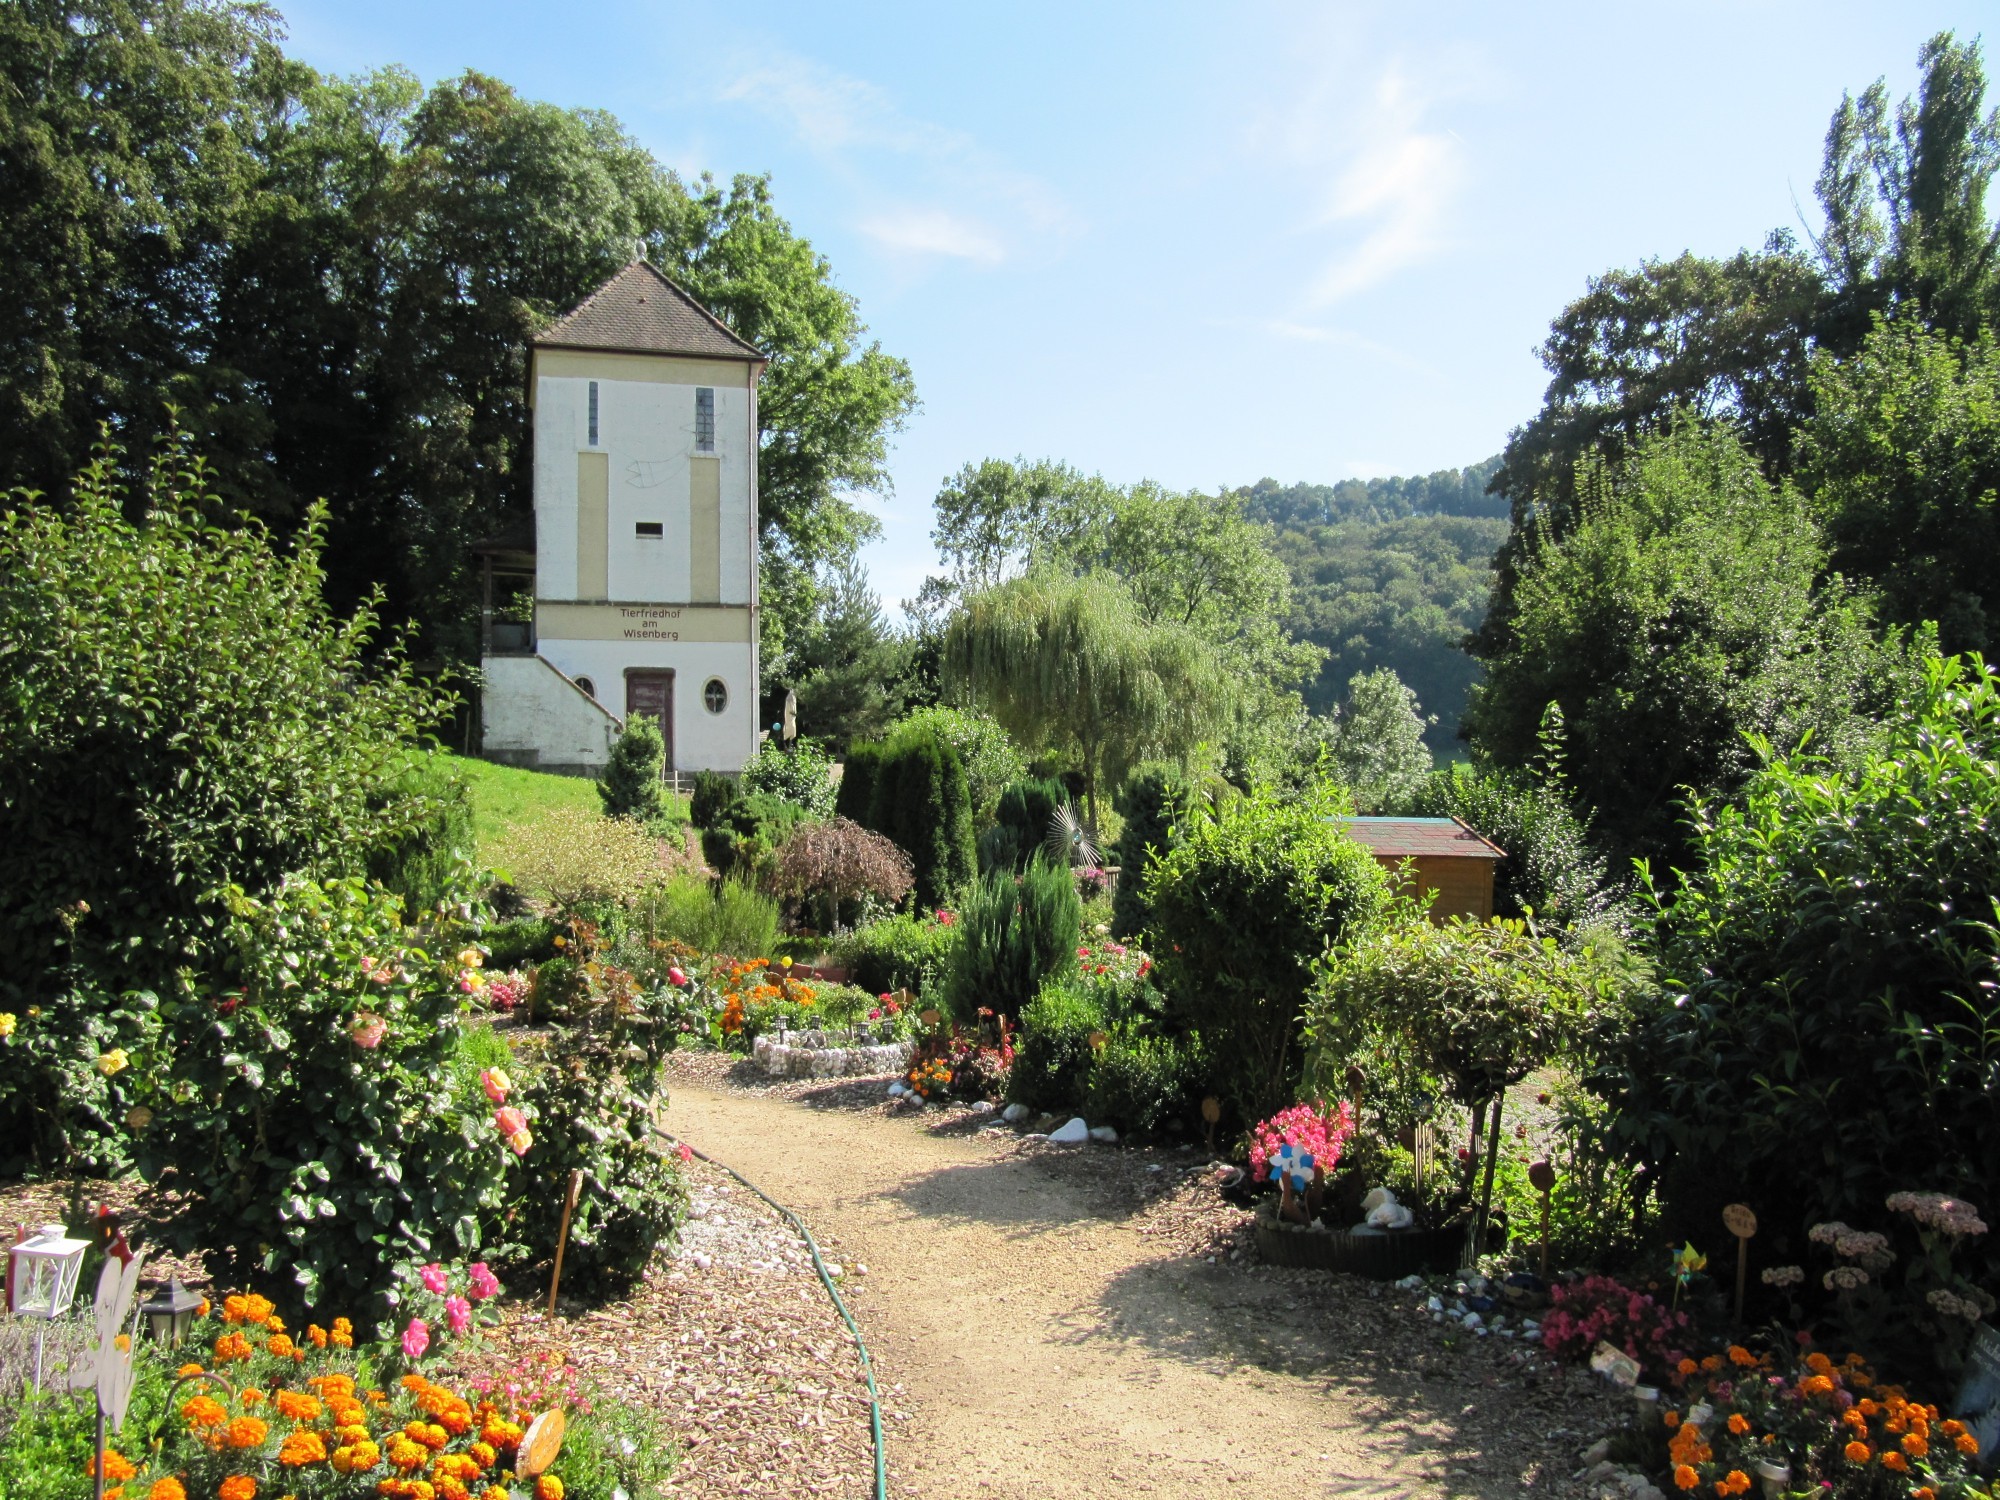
(1464, 424, 1919, 869)
(942, 572, 1231, 828)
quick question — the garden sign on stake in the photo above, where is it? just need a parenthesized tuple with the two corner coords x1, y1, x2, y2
(1528, 1158, 1556, 1277)
(1723, 1203, 1756, 1324)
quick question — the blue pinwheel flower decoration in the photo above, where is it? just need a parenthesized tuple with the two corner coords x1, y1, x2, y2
(1269, 1143, 1316, 1193)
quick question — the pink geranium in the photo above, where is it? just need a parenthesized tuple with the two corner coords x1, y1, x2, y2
(467, 1263, 501, 1300)
(444, 1295, 472, 1335)
(401, 1317, 430, 1361)
(419, 1262, 449, 1295)
(668, 966, 689, 988)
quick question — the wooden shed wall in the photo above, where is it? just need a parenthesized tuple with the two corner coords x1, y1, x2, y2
(1373, 854, 1495, 923)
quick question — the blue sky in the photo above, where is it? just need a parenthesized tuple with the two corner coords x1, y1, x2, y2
(280, 0, 1994, 609)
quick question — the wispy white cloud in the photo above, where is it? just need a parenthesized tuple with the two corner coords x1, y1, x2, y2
(719, 52, 1068, 266)
(857, 206, 1006, 264)
(1251, 317, 1439, 375)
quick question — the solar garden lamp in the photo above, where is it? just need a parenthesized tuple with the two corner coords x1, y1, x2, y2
(9, 1222, 91, 1388)
(139, 1276, 203, 1346)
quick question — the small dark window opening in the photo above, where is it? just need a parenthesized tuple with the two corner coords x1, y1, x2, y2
(574, 675, 597, 699)
(702, 677, 727, 714)
(635, 521, 664, 538)
(694, 387, 715, 453)
(587, 381, 600, 446)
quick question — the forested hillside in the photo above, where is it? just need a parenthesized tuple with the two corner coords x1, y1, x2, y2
(1236, 459, 1504, 748)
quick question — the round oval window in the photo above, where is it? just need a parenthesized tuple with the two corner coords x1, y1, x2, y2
(703, 678, 728, 714)
(574, 675, 596, 699)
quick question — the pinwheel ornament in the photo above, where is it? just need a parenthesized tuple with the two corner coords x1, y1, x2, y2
(1268, 1143, 1318, 1193)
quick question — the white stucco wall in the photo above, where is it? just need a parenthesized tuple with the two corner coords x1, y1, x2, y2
(533, 374, 753, 605)
(480, 655, 622, 773)
(535, 637, 756, 773)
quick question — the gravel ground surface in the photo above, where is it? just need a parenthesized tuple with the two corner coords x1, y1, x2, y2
(664, 1053, 1631, 1500)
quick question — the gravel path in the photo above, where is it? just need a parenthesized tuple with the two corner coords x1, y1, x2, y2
(665, 1070, 1621, 1500)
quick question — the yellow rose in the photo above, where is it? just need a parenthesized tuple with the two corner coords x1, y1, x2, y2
(0, 1012, 16, 1037)
(97, 1048, 129, 1076)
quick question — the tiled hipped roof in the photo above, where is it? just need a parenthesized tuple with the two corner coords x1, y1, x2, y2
(533, 260, 765, 361)
(1338, 816, 1506, 861)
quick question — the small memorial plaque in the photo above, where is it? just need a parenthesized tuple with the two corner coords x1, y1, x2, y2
(1590, 1340, 1641, 1387)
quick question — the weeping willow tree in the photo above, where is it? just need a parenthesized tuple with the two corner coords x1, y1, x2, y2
(942, 572, 1232, 827)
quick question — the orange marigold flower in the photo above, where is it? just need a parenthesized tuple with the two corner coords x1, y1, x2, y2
(176, 1362, 204, 1378)
(240, 1390, 265, 1406)
(1664, 1411, 1681, 1429)
(1941, 1419, 1966, 1437)
(266, 1333, 296, 1358)
(1677, 1358, 1700, 1377)
(435, 1480, 471, 1500)
(314, 1373, 358, 1399)
(433, 1455, 482, 1483)
(218, 1478, 256, 1500)
(331, 1440, 383, 1475)
(1700, 1355, 1724, 1373)
(1806, 1352, 1833, 1374)
(1843, 1441, 1871, 1464)
(332, 1329, 354, 1348)
(86, 1450, 138, 1480)
(1882, 1452, 1909, 1472)
(182, 1395, 228, 1428)
(387, 1437, 428, 1472)
(264, 1314, 285, 1333)
(278, 1430, 327, 1467)
(1727, 1413, 1749, 1435)
(400, 1374, 430, 1393)
(1800, 1375, 1835, 1398)
(1956, 1432, 1980, 1454)
(223, 1295, 251, 1324)
(332, 1316, 352, 1335)
(147, 1479, 187, 1500)
(198, 1298, 211, 1317)
(479, 1489, 509, 1500)
(1674, 1466, 1699, 1491)
(226, 1415, 269, 1449)
(274, 1390, 323, 1423)
(1914, 1490, 1936, 1500)
(1727, 1346, 1757, 1367)
(1902, 1433, 1928, 1458)
(309, 1324, 328, 1348)
(534, 1478, 564, 1500)
(243, 1294, 274, 1323)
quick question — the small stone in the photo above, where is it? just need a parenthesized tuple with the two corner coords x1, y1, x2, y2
(1425, 1295, 1443, 1313)
(886, 1081, 906, 1097)
(1580, 1439, 1611, 1466)
(1088, 1125, 1119, 1143)
(1396, 1274, 1424, 1290)
(1147, 1163, 1164, 1172)
(1461, 1313, 1483, 1331)
(826, 1263, 844, 1277)
(969, 1100, 995, 1114)
(1048, 1117, 1091, 1144)
(1001, 1103, 1031, 1123)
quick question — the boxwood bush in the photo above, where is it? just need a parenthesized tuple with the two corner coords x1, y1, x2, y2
(835, 912, 958, 996)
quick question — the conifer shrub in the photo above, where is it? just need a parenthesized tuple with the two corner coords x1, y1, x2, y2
(944, 857, 1080, 1023)
(834, 741, 884, 823)
(987, 778, 1066, 871)
(689, 770, 741, 830)
(365, 756, 479, 919)
(864, 729, 977, 907)
(1110, 763, 1190, 938)
(599, 714, 668, 822)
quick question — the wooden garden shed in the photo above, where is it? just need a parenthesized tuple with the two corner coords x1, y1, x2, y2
(1337, 816, 1506, 922)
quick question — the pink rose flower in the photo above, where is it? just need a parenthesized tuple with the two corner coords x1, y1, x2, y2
(494, 1106, 527, 1137)
(668, 966, 688, 988)
(676, 1142, 694, 1163)
(479, 1068, 511, 1104)
(467, 1263, 500, 1300)
(506, 1128, 532, 1156)
(401, 1317, 430, 1361)
(444, 1294, 472, 1335)
(350, 1015, 386, 1049)
(419, 1262, 448, 1295)
(868, 1008, 882, 1021)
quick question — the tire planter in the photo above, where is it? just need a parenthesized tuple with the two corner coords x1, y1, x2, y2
(1253, 1206, 1464, 1277)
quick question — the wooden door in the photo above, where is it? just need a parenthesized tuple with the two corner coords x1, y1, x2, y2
(624, 670, 675, 769)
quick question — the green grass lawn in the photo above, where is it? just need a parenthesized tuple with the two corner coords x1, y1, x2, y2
(444, 752, 603, 861)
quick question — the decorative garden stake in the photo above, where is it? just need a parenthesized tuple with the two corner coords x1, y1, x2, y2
(1344, 1063, 1366, 1121)
(1670, 1242, 1707, 1312)
(1269, 1143, 1317, 1224)
(1200, 1095, 1221, 1154)
(1528, 1158, 1557, 1277)
(1723, 1203, 1757, 1323)
(8, 1221, 90, 1387)
(70, 1249, 146, 1500)
(547, 1168, 585, 1315)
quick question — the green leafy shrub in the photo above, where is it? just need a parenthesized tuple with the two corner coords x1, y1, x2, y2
(1086, 1026, 1200, 1137)
(134, 876, 514, 1311)
(699, 792, 809, 881)
(599, 713, 669, 822)
(834, 913, 958, 995)
(633, 874, 779, 957)
(888, 705, 1026, 821)
(1110, 763, 1191, 938)
(740, 739, 839, 817)
(512, 1001, 688, 1293)
(1609, 653, 2000, 1291)
(0, 439, 453, 1169)
(489, 804, 671, 914)
(945, 857, 1080, 1023)
(1144, 783, 1392, 1121)
(484, 916, 558, 968)
(833, 740, 883, 822)
(689, 769, 742, 829)
(1008, 981, 1104, 1112)
(1400, 765, 1630, 935)
(366, 754, 479, 919)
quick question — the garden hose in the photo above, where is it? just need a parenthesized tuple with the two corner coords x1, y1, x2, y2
(659, 1132, 889, 1500)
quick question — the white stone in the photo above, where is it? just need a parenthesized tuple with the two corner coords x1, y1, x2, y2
(1048, 1118, 1091, 1144)
(1001, 1103, 1031, 1123)
(1461, 1313, 1483, 1330)
(886, 1081, 906, 1097)
(969, 1100, 995, 1114)
(1425, 1295, 1444, 1313)
(1395, 1274, 1425, 1290)
(1088, 1125, 1119, 1143)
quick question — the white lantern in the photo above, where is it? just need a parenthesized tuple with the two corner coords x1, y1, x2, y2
(8, 1223, 90, 1389)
